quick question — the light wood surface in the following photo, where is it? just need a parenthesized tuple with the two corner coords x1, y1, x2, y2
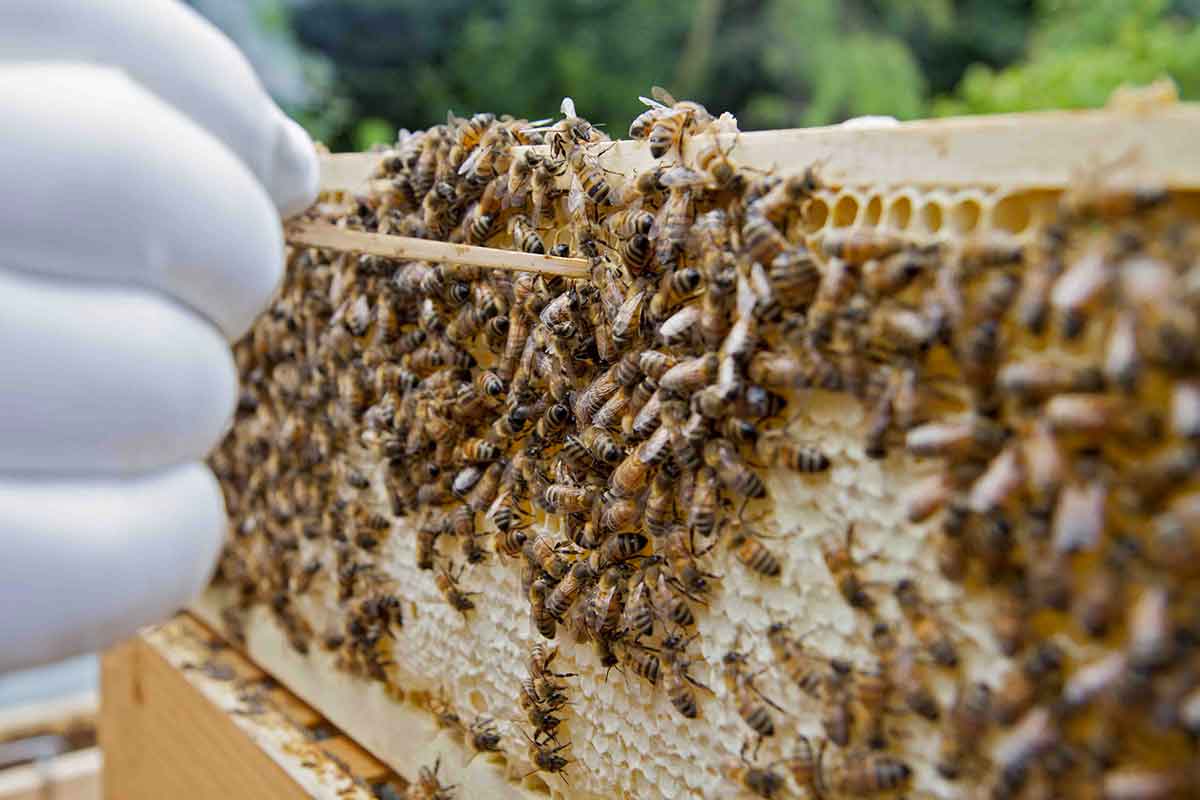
(0, 748, 101, 800)
(287, 221, 591, 279)
(0, 692, 95, 743)
(318, 105, 1200, 195)
(100, 616, 406, 800)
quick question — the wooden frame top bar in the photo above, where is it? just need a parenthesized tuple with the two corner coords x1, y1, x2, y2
(318, 105, 1200, 195)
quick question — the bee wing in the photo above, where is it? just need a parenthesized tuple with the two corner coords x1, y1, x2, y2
(568, 173, 586, 218)
(638, 95, 668, 110)
(458, 145, 485, 176)
(527, 117, 554, 127)
(560, 96, 577, 118)
(736, 269, 758, 318)
(651, 85, 678, 106)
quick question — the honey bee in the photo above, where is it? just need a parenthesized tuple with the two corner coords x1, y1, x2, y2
(575, 366, 621, 427)
(590, 391, 629, 433)
(509, 213, 546, 255)
(656, 166, 704, 263)
(529, 575, 558, 639)
(644, 468, 677, 537)
(658, 304, 702, 347)
(822, 658, 856, 747)
(662, 632, 711, 720)
(624, 642, 661, 686)
(547, 559, 596, 621)
(494, 526, 528, 558)
(756, 431, 831, 473)
(767, 624, 824, 698)
(468, 714, 502, 756)
(894, 579, 960, 668)
(822, 749, 913, 796)
(821, 524, 876, 611)
(520, 729, 572, 784)
(413, 756, 456, 800)
(937, 682, 992, 780)
(742, 209, 790, 266)
(649, 267, 703, 322)
(609, 439, 658, 498)
(663, 524, 719, 595)
(534, 402, 573, 444)
(568, 146, 617, 211)
(820, 229, 909, 265)
(599, 532, 649, 566)
(871, 623, 939, 722)
(725, 518, 784, 578)
(526, 533, 571, 580)
(435, 562, 476, 616)
(637, 86, 709, 159)
(721, 751, 787, 799)
(704, 438, 766, 504)
(993, 643, 1064, 726)
(543, 96, 603, 159)
(724, 647, 783, 752)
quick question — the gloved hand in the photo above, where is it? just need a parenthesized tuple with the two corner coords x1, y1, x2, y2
(0, 0, 318, 672)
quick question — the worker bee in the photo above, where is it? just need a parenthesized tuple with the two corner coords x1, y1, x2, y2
(520, 728, 572, 784)
(509, 213, 546, 255)
(547, 560, 596, 621)
(894, 579, 960, 668)
(435, 562, 476, 617)
(821, 524, 876, 611)
(568, 146, 617, 211)
(822, 749, 913, 796)
(662, 632, 711, 720)
(624, 642, 661, 686)
(725, 517, 784, 578)
(534, 402, 573, 444)
(871, 623, 940, 722)
(822, 658, 856, 747)
(756, 431, 830, 473)
(644, 467, 677, 537)
(656, 166, 704, 262)
(529, 575, 558, 639)
(724, 646, 783, 752)
(993, 643, 1064, 726)
(637, 86, 709, 160)
(663, 524, 719, 595)
(721, 748, 788, 799)
(609, 439, 658, 497)
(704, 438, 766, 504)
(937, 682, 992, 780)
(413, 756, 457, 800)
(526, 533, 571, 580)
(742, 209, 790, 266)
(542, 95, 603, 159)
(820, 229, 909, 264)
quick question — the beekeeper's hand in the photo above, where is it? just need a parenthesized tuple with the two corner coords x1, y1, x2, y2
(0, 0, 318, 672)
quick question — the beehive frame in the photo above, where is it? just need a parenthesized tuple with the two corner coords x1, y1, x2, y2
(201, 100, 1200, 800)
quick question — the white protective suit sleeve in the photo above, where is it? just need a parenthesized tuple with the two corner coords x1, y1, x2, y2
(0, 1, 318, 673)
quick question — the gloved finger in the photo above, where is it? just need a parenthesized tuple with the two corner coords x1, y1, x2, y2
(0, 268, 236, 476)
(0, 463, 226, 673)
(0, 64, 282, 341)
(0, 0, 318, 217)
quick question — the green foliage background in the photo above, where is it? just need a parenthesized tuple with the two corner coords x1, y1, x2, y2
(240, 0, 1200, 150)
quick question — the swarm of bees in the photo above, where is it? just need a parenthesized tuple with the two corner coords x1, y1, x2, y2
(211, 87, 1200, 798)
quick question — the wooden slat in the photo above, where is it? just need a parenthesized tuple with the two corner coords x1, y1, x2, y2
(0, 692, 95, 743)
(100, 636, 316, 800)
(318, 105, 1200, 194)
(0, 748, 101, 800)
(286, 221, 590, 279)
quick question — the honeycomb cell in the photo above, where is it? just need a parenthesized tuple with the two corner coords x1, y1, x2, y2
(949, 197, 982, 234)
(886, 194, 913, 229)
(863, 194, 884, 226)
(832, 193, 860, 227)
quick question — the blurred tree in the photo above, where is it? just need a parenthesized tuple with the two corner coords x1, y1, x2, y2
(218, 0, 1194, 150)
(935, 0, 1200, 114)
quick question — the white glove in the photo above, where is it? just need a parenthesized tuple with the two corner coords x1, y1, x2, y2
(0, 0, 318, 672)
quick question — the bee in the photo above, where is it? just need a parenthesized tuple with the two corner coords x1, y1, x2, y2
(756, 432, 830, 473)
(435, 562, 476, 617)
(637, 86, 708, 159)
(644, 467, 677, 537)
(494, 526, 528, 558)
(721, 751, 787, 799)
(823, 749, 913, 797)
(871, 623, 940, 722)
(937, 682, 992, 780)
(600, 532, 649, 566)
(568, 146, 616, 210)
(468, 715, 502, 756)
(821, 524, 876, 611)
(609, 440, 658, 497)
(583, 565, 628, 639)
(993, 643, 1065, 726)
(520, 729, 572, 785)
(421, 180, 458, 239)
(767, 624, 824, 698)
(414, 757, 456, 800)
(657, 353, 716, 396)
(575, 366, 621, 427)
(590, 391, 629, 433)
(704, 438, 766, 503)
(651, 567, 697, 629)
(742, 209, 789, 267)
(822, 659, 856, 747)
(543, 96, 603, 159)
(894, 579, 960, 668)
(656, 166, 704, 262)
(695, 133, 740, 189)
(724, 647, 783, 752)
(534, 402, 573, 444)
(456, 438, 501, 464)
(547, 560, 596, 621)
(509, 213, 546, 254)
(658, 304, 701, 346)
(599, 497, 642, 534)
(526, 533, 571, 580)
(769, 247, 822, 309)
(820, 229, 909, 264)
(905, 415, 1007, 462)
(806, 257, 857, 348)
(624, 642, 661, 686)
(726, 518, 783, 578)
(748, 350, 803, 390)
(621, 568, 657, 640)
(544, 483, 597, 514)
(662, 632, 711, 720)
(529, 575, 557, 639)
(1051, 480, 1107, 555)
(664, 524, 719, 595)
(491, 404, 530, 440)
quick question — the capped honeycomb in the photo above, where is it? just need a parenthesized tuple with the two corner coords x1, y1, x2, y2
(208, 94, 1200, 799)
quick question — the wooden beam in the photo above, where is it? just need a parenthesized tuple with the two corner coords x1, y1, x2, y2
(0, 748, 101, 800)
(317, 105, 1200, 194)
(286, 221, 591, 279)
(99, 617, 395, 800)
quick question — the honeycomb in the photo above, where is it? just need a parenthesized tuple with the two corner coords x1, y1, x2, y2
(209, 96, 1200, 799)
